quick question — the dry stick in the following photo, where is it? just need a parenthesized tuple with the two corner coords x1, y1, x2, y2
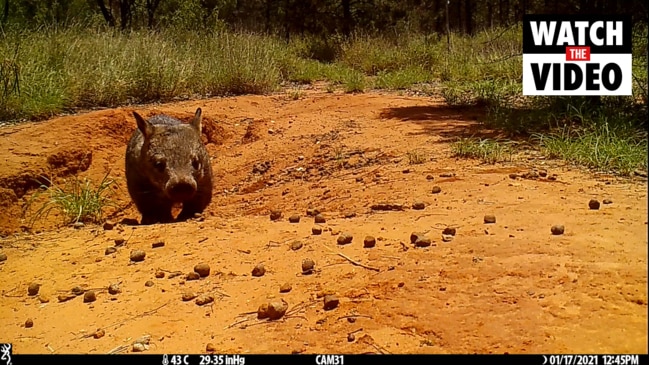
(337, 314, 373, 321)
(414, 213, 447, 221)
(101, 300, 172, 332)
(320, 244, 380, 272)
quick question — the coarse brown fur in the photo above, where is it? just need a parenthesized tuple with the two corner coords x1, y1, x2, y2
(125, 108, 213, 225)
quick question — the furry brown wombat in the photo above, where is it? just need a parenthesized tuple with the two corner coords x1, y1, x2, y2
(125, 108, 213, 225)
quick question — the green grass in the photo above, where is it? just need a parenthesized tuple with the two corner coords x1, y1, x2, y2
(23, 172, 118, 228)
(451, 138, 514, 164)
(1, 24, 647, 178)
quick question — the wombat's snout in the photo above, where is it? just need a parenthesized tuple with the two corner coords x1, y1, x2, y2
(167, 181, 197, 202)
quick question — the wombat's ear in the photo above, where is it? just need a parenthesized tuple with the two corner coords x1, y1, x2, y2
(133, 111, 154, 139)
(190, 108, 203, 133)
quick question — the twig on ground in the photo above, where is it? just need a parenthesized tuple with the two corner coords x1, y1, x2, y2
(320, 244, 380, 272)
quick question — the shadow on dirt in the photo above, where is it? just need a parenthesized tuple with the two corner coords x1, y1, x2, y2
(379, 105, 503, 141)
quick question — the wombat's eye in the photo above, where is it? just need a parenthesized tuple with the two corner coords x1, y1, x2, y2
(153, 160, 166, 172)
(191, 157, 200, 170)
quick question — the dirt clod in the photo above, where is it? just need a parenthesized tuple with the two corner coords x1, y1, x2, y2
(58, 294, 76, 302)
(288, 215, 301, 223)
(28, 282, 40, 296)
(290, 241, 303, 250)
(93, 328, 105, 339)
(103, 220, 115, 230)
(306, 208, 321, 216)
(270, 210, 282, 221)
(603, 199, 613, 204)
(415, 236, 432, 247)
(25, 318, 34, 328)
(347, 333, 355, 342)
(182, 291, 197, 301)
(363, 236, 376, 248)
(280, 283, 292, 293)
(105, 247, 117, 255)
(252, 263, 266, 277)
(344, 212, 357, 218)
(337, 233, 353, 245)
(108, 283, 121, 295)
(484, 215, 497, 224)
(130, 250, 146, 262)
(442, 227, 456, 236)
(257, 303, 270, 319)
(155, 271, 165, 279)
(314, 214, 326, 224)
(312, 226, 323, 235)
(194, 263, 211, 277)
(267, 300, 289, 320)
(152, 241, 165, 248)
(589, 199, 601, 210)
(206, 343, 217, 352)
(114, 238, 126, 246)
(145, 280, 154, 287)
(426, 174, 435, 180)
(302, 258, 315, 274)
(0, 253, 6, 262)
(412, 201, 425, 210)
(195, 294, 214, 306)
(38, 295, 50, 303)
(371, 203, 404, 211)
(323, 295, 340, 310)
(72, 286, 85, 296)
(186, 272, 200, 281)
(132, 343, 147, 352)
(442, 235, 454, 242)
(431, 186, 442, 194)
(83, 290, 97, 303)
(410, 232, 425, 244)
(551, 225, 565, 235)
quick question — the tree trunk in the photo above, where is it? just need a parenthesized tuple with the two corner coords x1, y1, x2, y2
(464, 0, 473, 35)
(96, 0, 116, 27)
(487, 0, 493, 28)
(146, 0, 161, 29)
(342, 0, 352, 36)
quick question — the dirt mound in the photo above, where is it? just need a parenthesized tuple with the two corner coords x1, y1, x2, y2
(0, 91, 646, 355)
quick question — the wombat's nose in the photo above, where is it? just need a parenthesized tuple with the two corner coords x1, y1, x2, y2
(168, 182, 197, 201)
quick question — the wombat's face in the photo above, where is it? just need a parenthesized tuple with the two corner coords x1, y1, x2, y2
(134, 110, 209, 203)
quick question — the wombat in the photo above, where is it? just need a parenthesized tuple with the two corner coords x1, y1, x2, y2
(125, 108, 213, 225)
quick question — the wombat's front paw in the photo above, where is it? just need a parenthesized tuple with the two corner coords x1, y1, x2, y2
(140, 214, 174, 225)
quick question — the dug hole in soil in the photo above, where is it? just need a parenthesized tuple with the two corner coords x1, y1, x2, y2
(0, 88, 647, 354)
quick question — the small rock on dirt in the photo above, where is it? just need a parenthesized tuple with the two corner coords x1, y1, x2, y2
(182, 291, 197, 301)
(412, 201, 425, 210)
(83, 290, 97, 303)
(312, 226, 323, 235)
(306, 208, 321, 216)
(38, 295, 50, 303)
(551, 225, 565, 235)
(186, 272, 200, 281)
(152, 241, 165, 248)
(72, 286, 85, 296)
(442, 235, 454, 242)
(72, 222, 84, 229)
(415, 236, 432, 247)
(288, 215, 301, 223)
(267, 300, 289, 320)
(105, 247, 117, 255)
(290, 241, 303, 250)
(344, 212, 356, 218)
(58, 294, 76, 302)
(93, 328, 105, 339)
(257, 303, 270, 319)
(426, 175, 435, 180)
(252, 263, 266, 277)
(132, 343, 147, 352)
(155, 271, 165, 279)
(370, 203, 404, 211)
(589, 199, 601, 210)
(603, 199, 613, 204)
(195, 294, 214, 306)
(114, 238, 126, 246)
(348, 333, 355, 342)
(337, 233, 353, 245)
(410, 232, 425, 244)
(25, 318, 34, 328)
(323, 295, 340, 311)
(194, 263, 211, 277)
(270, 210, 282, 221)
(442, 227, 456, 236)
(431, 186, 442, 194)
(130, 250, 146, 262)
(144, 281, 154, 287)
(484, 215, 497, 224)
(206, 343, 217, 352)
(0, 252, 6, 262)
(363, 236, 376, 248)
(28, 282, 40, 296)
(103, 220, 116, 230)
(280, 283, 292, 293)
(302, 258, 315, 274)
(508, 173, 518, 179)
(108, 283, 121, 295)
(314, 214, 326, 224)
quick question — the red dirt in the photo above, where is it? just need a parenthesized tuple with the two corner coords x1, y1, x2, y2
(0, 89, 647, 355)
